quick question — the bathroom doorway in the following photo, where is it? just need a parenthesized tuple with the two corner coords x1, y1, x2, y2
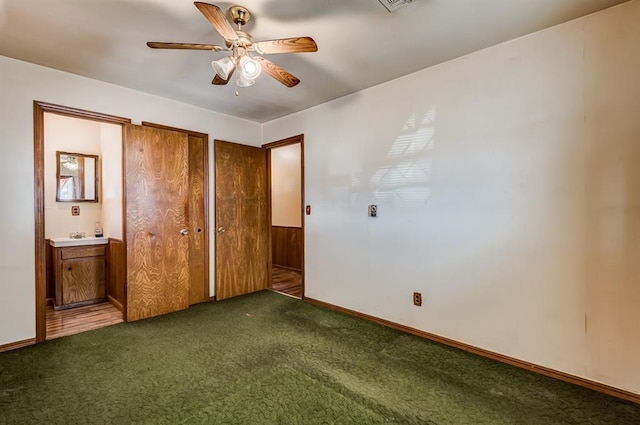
(34, 102, 130, 342)
(263, 135, 305, 299)
(34, 103, 212, 341)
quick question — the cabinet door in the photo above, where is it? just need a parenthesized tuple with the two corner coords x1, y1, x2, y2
(62, 258, 106, 305)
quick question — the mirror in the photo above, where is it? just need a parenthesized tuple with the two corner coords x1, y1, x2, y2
(56, 151, 100, 202)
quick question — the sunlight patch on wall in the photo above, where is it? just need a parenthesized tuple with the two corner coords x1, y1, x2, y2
(368, 106, 436, 207)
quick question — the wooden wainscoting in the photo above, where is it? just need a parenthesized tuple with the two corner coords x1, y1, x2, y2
(45, 239, 54, 300)
(272, 226, 303, 271)
(107, 238, 125, 312)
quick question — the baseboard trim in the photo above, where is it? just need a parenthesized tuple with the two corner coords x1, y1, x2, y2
(305, 297, 640, 405)
(268, 288, 302, 300)
(0, 338, 36, 353)
(108, 295, 123, 312)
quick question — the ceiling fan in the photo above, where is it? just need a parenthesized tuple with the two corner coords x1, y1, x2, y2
(147, 2, 318, 92)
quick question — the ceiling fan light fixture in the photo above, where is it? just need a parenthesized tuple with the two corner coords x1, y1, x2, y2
(239, 55, 261, 80)
(148, 3, 316, 92)
(236, 72, 256, 87)
(212, 56, 235, 80)
(63, 159, 78, 171)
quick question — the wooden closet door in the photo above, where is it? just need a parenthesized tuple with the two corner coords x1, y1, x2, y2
(187, 134, 208, 304)
(124, 124, 190, 321)
(215, 140, 269, 300)
(141, 122, 210, 305)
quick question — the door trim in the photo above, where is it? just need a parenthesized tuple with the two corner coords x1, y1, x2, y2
(33, 101, 131, 342)
(141, 121, 210, 302)
(262, 134, 305, 298)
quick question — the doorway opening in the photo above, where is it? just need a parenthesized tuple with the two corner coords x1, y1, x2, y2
(34, 102, 131, 342)
(264, 135, 305, 299)
(34, 105, 212, 342)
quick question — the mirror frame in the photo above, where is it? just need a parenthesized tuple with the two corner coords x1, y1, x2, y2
(56, 151, 100, 202)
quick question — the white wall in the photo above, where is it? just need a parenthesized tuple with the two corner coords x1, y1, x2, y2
(263, 1, 640, 395)
(100, 122, 123, 240)
(0, 56, 261, 346)
(45, 115, 125, 241)
(44, 113, 102, 239)
(271, 144, 302, 227)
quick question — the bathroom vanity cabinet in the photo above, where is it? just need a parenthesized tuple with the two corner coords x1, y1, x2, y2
(50, 239, 108, 310)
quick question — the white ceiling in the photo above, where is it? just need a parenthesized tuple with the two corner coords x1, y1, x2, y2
(0, 0, 629, 123)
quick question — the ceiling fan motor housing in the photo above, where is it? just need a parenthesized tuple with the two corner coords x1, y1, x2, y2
(225, 30, 253, 48)
(228, 6, 251, 26)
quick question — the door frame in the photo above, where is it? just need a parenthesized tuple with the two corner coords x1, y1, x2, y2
(141, 121, 211, 302)
(33, 101, 131, 343)
(262, 134, 305, 298)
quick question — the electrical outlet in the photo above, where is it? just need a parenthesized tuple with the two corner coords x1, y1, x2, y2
(71, 206, 80, 216)
(413, 292, 422, 307)
(368, 205, 377, 217)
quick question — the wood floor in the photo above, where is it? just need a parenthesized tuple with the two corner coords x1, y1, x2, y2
(45, 269, 298, 340)
(46, 302, 123, 340)
(271, 265, 303, 298)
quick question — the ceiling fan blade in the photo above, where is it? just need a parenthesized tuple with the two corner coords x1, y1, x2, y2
(253, 37, 318, 54)
(212, 68, 235, 85)
(147, 42, 225, 51)
(255, 57, 300, 88)
(194, 2, 238, 41)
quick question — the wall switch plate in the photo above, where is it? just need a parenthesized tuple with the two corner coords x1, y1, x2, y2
(368, 205, 377, 217)
(306, 205, 311, 215)
(71, 206, 80, 216)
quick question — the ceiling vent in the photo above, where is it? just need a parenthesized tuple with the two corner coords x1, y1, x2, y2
(378, 0, 414, 13)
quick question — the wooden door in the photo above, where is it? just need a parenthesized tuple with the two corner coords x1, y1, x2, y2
(124, 124, 190, 321)
(187, 134, 208, 304)
(215, 140, 269, 300)
(141, 122, 210, 305)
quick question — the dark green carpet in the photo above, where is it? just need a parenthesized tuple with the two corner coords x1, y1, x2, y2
(1, 291, 638, 424)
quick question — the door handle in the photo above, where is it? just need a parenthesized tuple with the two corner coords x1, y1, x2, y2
(217, 227, 226, 233)
(180, 229, 188, 236)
